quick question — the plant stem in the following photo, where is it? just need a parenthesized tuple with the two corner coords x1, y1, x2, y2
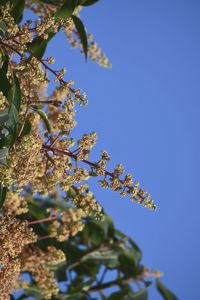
(86, 276, 133, 292)
(28, 215, 57, 225)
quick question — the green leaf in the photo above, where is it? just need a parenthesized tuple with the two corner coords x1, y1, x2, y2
(81, 0, 100, 6)
(0, 186, 7, 209)
(0, 109, 9, 126)
(28, 201, 48, 220)
(77, 0, 87, 4)
(2, 55, 9, 74)
(0, 21, 7, 37)
(33, 108, 51, 133)
(115, 229, 142, 263)
(108, 289, 129, 300)
(0, 68, 11, 98)
(28, 32, 55, 59)
(5, 104, 19, 145)
(54, 292, 88, 300)
(10, 0, 25, 22)
(156, 280, 178, 300)
(108, 288, 147, 300)
(82, 249, 119, 268)
(0, 147, 8, 165)
(67, 186, 77, 199)
(7, 104, 19, 128)
(124, 289, 148, 300)
(72, 15, 88, 60)
(8, 72, 21, 112)
(82, 219, 106, 245)
(118, 249, 137, 276)
(28, 37, 49, 59)
(55, 0, 77, 19)
(0, 0, 10, 6)
(23, 285, 43, 299)
(21, 119, 32, 137)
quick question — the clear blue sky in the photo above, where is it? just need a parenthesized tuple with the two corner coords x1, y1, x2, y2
(45, 0, 200, 299)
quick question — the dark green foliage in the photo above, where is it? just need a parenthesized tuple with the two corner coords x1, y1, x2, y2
(10, 0, 25, 23)
(17, 197, 159, 299)
(80, 0, 100, 6)
(156, 280, 178, 300)
(0, 68, 11, 98)
(8, 72, 21, 112)
(0, 21, 7, 37)
(72, 15, 88, 59)
(55, 0, 78, 19)
(20, 119, 32, 137)
(0, 186, 7, 209)
(28, 33, 56, 59)
(0, 68, 21, 162)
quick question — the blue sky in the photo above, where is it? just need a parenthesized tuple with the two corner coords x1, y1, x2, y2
(44, 0, 200, 299)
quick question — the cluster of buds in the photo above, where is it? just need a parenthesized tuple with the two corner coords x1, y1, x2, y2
(0, 216, 37, 298)
(63, 20, 111, 68)
(0, 91, 7, 110)
(50, 208, 85, 242)
(87, 34, 112, 68)
(54, 67, 67, 82)
(77, 132, 97, 160)
(68, 184, 103, 219)
(0, 4, 19, 36)
(35, 15, 59, 39)
(0, 217, 37, 266)
(3, 192, 28, 216)
(20, 246, 66, 299)
(0, 258, 21, 300)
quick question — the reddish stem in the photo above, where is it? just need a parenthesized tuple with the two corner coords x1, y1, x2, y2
(28, 215, 57, 226)
(37, 235, 53, 241)
(43, 144, 117, 182)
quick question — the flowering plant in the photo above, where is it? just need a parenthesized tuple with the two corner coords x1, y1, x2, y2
(0, 1, 176, 299)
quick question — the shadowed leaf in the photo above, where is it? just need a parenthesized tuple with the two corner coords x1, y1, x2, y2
(156, 280, 178, 300)
(72, 15, 88, 60)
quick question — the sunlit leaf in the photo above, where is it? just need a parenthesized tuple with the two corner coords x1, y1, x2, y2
(33, 107, 51, 133)
(124, 289, 148, 300)
(23, 285, 43, 299)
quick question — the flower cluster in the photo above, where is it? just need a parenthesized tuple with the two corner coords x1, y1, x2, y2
(20, 246, 66, 299)
(0, 129, 44, 189)
(0, 258, 21, 300)
(50, 208, 86, 241)
(0, 91, 7, 110)
(3, 192, 28, 216)
(0, 217, 36, 298)
(69, 185, 103, 219)
(0, 217, 36, 266)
